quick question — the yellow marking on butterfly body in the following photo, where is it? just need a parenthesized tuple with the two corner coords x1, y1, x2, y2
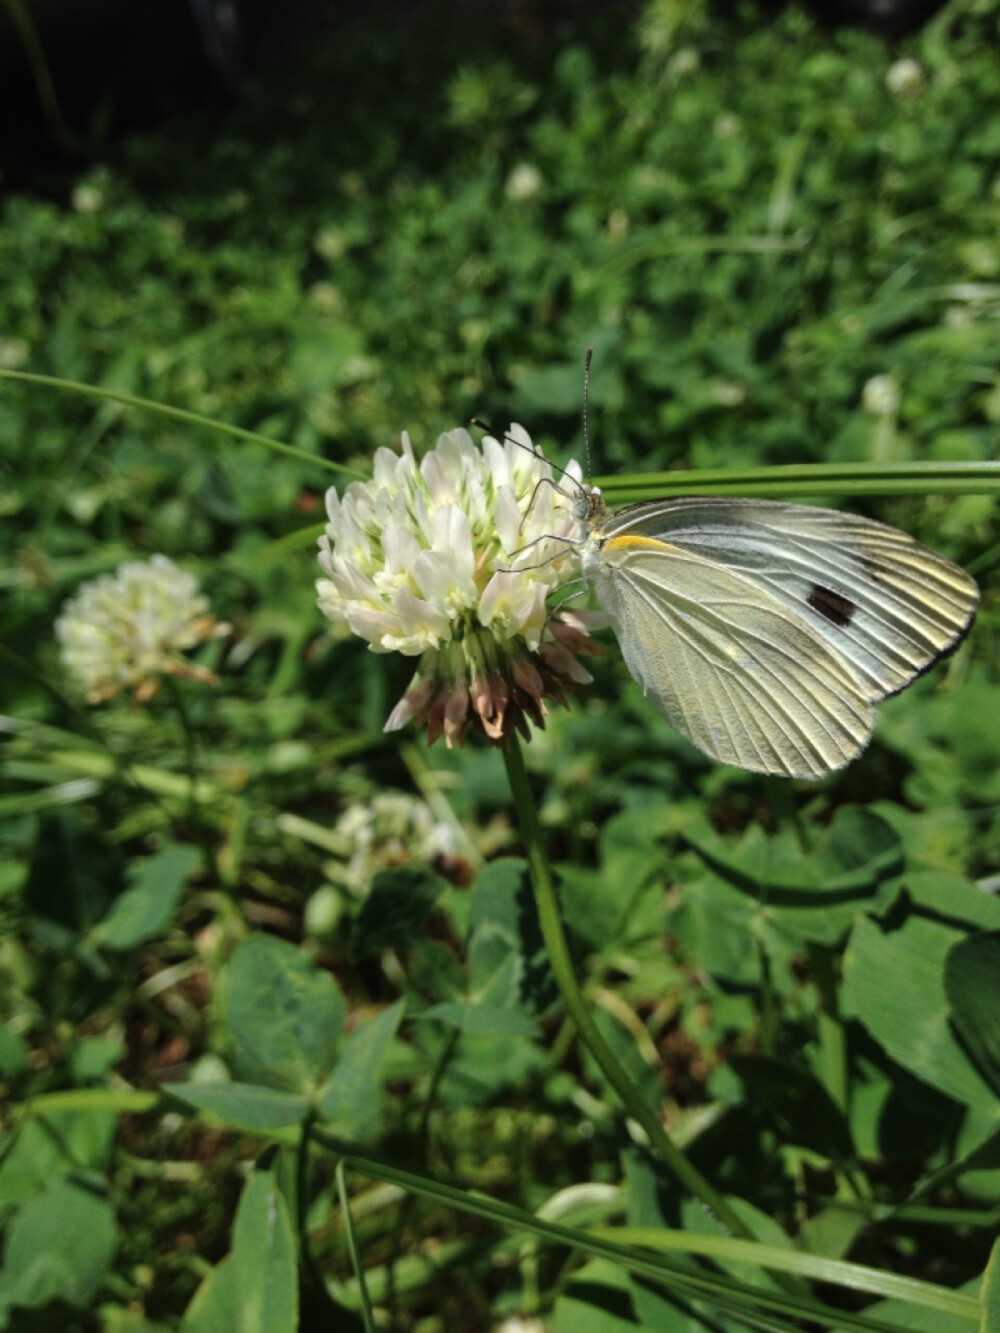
(602, 534, 677, 556)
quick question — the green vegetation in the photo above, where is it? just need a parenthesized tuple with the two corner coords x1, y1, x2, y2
(2, 1, 1000, 1329)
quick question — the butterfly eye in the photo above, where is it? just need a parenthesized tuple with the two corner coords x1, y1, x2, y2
(807, 585, 857, 628)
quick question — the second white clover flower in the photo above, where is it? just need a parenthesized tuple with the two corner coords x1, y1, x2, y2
(56, 555, 227, 703)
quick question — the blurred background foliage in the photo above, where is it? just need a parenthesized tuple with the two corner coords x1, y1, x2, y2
(2, 1, 1000, 1329)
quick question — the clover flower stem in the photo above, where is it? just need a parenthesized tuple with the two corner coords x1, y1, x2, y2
(501, 732, 755, 1242)
(164, 678, 224, 891)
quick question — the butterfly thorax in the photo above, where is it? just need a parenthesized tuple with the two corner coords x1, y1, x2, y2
(574, 485, 612, 535)
(576, 487, 618, 594)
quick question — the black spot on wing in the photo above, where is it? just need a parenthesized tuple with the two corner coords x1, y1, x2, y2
(807, 584, 857, 628)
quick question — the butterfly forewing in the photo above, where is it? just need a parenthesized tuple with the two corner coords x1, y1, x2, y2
(603, 498, 978, 700)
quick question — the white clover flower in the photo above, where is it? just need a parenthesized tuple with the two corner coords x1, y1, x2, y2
(668, 47, 700, 78)
(713, 113, 742, 140)
(862, 373, 901, 416)
(330, 791, 460, 895)
(56, 555, 227, 703)
(317, 425, 604, 745)
(885, 58, 924, 96)
(505, 163, 543, 201)
(72, 183, 105, 213)
(710, 379, 746, 407)
(0, 337, 30, 370)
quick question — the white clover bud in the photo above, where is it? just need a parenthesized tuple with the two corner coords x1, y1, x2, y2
(317, 425, 605, 746)
(56, 555, 227, 703)
(885, 58, 924, 96)
(505, 163, 543, 201)
(862, 374, 901, 417)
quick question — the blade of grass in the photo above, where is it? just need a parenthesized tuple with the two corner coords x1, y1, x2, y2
(247, 523, 326, 566)
(0, 546, 136, 591)
(597, 460, 1000, 501)
(47, 749, 219, 804)
(0, 369, 363, 478)
(0, 778, 102, 816)
(591, 1228, 978, 1319)
(605, 232, 810, 270)
(15, 1090, 978, 1327)
(336, 1150, 975, 1332)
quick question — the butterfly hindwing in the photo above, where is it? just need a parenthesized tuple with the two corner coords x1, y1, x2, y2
(590, 535, 875, 777)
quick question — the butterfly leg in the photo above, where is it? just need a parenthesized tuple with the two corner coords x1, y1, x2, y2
(502, 529, 583, 572)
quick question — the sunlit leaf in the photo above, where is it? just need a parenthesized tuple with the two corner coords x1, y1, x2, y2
(843, 916, 994, 1109)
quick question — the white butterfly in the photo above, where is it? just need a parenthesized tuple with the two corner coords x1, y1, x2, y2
(573, 488, 978, 778)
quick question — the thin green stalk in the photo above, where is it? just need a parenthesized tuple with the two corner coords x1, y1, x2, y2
(764, 775, 811, 854)
(165, 678, 200, 821)
(337, 1160, 376, 1332)
(501, 732, 753, 1242)
(967, 539, 1000, 578)
(164, 679, 226, 894)
(295, 1115, 339, 1314)
(0, 368, 362, 478)
(418, 1026, 461, 1156)
(295, 1117, 312, 1248)
(807, 942, 848, 1115)
(757, 944, 778, 1058)
(2, 0, 74, 148)
(384, 1025, 461, 1319)
(547, 1013, 576, 1069)
(606, 232, 809, 270)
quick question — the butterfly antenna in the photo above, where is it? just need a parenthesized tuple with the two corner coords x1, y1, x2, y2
(470, 417, 585, 497)
(583, 347, 594, 484)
